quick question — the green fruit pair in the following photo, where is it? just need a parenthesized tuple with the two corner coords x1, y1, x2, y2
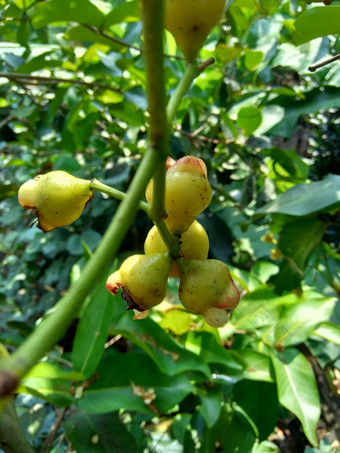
(144, 220, 209, 277)
(18, 171, 93, 232)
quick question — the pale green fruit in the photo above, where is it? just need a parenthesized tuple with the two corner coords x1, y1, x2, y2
(165, 0, 226, 62)
(146, 156, 212, 234)
(203, 307, 231, 327)
(178, 259, 240, 314)
(18, 171, 93, 232)
(144, 220, 209, 277)
(106, 253, 172, 311)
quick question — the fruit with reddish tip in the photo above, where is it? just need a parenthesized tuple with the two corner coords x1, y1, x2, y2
(106, 253, 172, 311)
(144, 220, 209, 277)
(18, 171, 93, 232)
(202, 306, 231, 328)
(177, 258, 240, 314)
(146, 156, 212, 234)
(165, 0, 226, 62)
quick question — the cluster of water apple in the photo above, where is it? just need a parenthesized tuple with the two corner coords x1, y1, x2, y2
(106, 156, 240, 327)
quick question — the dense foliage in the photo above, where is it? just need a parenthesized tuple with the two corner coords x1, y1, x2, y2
(0, 0, 340, 452)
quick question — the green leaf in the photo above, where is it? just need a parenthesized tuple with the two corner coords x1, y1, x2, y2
(313, 322, 340, 345)
(18, 363, 79, 407)
(257, 174, 340, 216)
(271, 348, 320, 446)
(293, 6, 340, 45)
(262, 147, 310, 181)
(112, 310, 211, 378)
(65, 25, 121, 50)
(29, 0, 104, 29)
(244, 49, 263, 71)
(273, 293, 336, 347)
(273, 217, 325, 294)
(233, 381, 279, 441)
(159, 309, 192, 336)
(186, 331, 246, 376)
(102, 1, 140, 29)
(77, 353, 194, 414)
(240, 349, 275, 383)
(197, 385, 222, 428)
(72, 282, 114, 379)
(64, 410, 138, 453)
(237, 106, 262, 135)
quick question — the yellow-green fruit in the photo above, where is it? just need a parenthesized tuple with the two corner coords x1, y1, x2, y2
(18, 171, 93, 232)
(144, 220, 209, 277)
(106, 253, 172, 311)
(146, 156, 212, 234)
(165, 0, 226, 62)
(203, 306, 231, 328)
(178, 259, 240, 314)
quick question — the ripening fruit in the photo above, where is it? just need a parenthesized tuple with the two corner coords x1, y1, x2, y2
(146, 156, 212, 234)
(177, 259, 240, 314)
(106, 253, 172, 312)
(144, 220, 209, 277)
(165, 0, 226, 62)
(203, 306, 231, 328)
(18, 171, 93, 232)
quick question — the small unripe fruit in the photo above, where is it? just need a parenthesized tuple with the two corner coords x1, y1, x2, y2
(146, 156, 212, 234)
(18, 171, 93, 232)
(106, 253, 172, 312)
(144, 220, 209, 277)
(165, 0, 226, 62)
(178, 259, 240, 314)
(202, 307, 231, 328)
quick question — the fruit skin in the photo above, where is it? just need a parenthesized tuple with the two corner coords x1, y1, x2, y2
(165, 0, 226, 62)
(144, 220, 209, 277)
(18, 171, 93, 232)
(106, 253, 172, 311)
(146, 156, 212, 234)
(202, 307, 231, 328)
(178, 259, 240, 314)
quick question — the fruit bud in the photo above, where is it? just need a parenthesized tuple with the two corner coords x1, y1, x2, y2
(202, 306, 231, 328)
(165, 0, 226, 62)
(146, 156, 212, 234)
(18, 171, 93, 232)
(106, 253, 172, 311)
(177, 259, 240, 314)
(144, 220, 209, 277)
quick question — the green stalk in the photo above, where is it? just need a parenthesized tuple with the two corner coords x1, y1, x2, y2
(90, 179, 150, 214)
(166, 58, 215, 126)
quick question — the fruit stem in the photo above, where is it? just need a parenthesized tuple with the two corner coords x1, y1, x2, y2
(166, 63, 200, 125)
(90, 179, 149, 213)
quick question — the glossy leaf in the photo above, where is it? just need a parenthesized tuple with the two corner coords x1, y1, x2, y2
(257, 174, 340, 216)
(294, 6, 340, 45)
(313, 322, 340, 346)
(72, 282, 115, 379)
(271, 348, 320, 446)
(29, 0, 104, 29)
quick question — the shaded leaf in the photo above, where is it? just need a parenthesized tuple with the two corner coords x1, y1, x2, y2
(64, 410, 137, 453)
(77, 353, 194, 414)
